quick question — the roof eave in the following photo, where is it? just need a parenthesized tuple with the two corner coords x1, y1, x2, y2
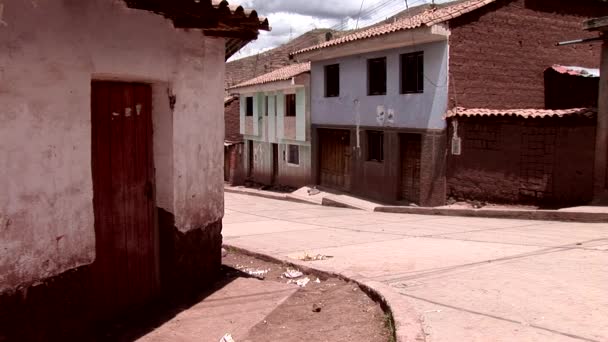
(228, 77, 307, 94)
(292, 24, 449, 62)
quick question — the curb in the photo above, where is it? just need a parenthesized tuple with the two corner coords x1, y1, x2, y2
(224, 244, 425, 342)
(224, 187, 316, 205)
(321, 197, 364, 210)
(226, 187, 607, 223)
(375, 206, 608, 223)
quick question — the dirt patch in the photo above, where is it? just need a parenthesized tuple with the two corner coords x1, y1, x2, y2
(223, 251, 392, 342)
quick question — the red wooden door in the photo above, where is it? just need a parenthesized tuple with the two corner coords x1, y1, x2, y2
(319, 129, 351, 190)
(91, 81, 158, 315)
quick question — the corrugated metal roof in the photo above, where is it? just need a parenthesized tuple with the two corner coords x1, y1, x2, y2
(228, 62, 310, 90)
(551, 65, 600, 78)
(292, 0, 496, 56)
(445, 107, 596, 119)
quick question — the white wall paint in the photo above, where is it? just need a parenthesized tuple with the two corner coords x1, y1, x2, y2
(311, 41, 449, 129)
(0, 0, 225, 292)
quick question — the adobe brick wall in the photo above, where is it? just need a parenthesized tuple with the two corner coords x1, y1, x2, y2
(224, 97, 242, 143)
(448, 0, 608, 109)
(447, 116, 596, 206)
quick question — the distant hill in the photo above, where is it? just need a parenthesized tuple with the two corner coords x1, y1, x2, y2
(226, 29, 338, 89)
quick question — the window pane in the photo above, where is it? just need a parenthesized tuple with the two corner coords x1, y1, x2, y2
(245, 97, 253, 116)
(401, 52, 424, 94)
(288, 145, 299, 165)
(368, 58, 386, 95)
(285, 94, 296, 117)
(325, 64, 339, 97)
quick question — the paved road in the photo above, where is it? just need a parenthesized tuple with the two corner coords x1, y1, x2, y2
(223, 193, 608, 342)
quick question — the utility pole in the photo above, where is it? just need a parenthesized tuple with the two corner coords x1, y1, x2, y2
(584, 17, 608, 202)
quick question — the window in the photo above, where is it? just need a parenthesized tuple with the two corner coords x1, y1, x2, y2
(367, 131, 384, 162)
(401, 51, 424, 94)
(264, 96, 269, 116)
(325, 64, 340, 97)
(287, 145, 300, 165)
(285, 94, 296, 117)
(245, 96, 253, 116)
(367, 57, 387, 96)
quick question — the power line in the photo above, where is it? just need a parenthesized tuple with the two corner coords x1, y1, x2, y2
(356, 0, 366, 29)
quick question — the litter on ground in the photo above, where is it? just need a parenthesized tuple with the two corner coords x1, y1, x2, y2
(283, 269, 303, 279)
(219, 333, 235, 342)
(296, 253, 333, 261)
(295, 277, 310, 287)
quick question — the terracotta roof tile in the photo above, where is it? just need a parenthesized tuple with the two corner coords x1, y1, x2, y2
(228, 62, 310, 89)
(445, 107, 596, 119)
(292, 0, 496, 56)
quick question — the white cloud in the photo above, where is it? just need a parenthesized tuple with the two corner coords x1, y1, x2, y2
(228, 0, 456, 61)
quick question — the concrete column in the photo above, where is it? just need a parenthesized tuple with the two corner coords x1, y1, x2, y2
(594, 39, 608, 200)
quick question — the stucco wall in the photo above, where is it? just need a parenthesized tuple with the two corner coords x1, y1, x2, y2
(0, 0, 225, 292)
(311, 41, 448, 130)
(278, 144, 312, 188)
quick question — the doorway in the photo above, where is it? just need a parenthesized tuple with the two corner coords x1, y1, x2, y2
(91, 81, 158, 315)
(272, 143, 279, 184)
(399, 133, 421, 204)
(318, 129, 351, 191)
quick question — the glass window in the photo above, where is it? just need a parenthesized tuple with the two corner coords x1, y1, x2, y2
(325, 64, 340, 97)
(367, 57, 387, 96)
(287, 145, 299, 165)
(401, 51, 424, 94)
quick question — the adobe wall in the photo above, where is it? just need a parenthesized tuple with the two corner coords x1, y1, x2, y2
(448, 0, 608, 109)
(447, 116, 596, 206)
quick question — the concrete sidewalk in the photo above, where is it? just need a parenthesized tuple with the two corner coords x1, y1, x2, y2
(223, 192, 608, 342)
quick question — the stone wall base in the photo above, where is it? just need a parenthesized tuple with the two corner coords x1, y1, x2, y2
(158, 208, 223, 300)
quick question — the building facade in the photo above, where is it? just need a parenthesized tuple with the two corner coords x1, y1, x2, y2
(293, 0, 608, 207)
(229, 63, 312, 189)
(0, 1, 267, 339)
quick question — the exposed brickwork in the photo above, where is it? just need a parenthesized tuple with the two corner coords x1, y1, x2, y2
(448, 0, 608, 109)
(224, 97, 242, 143)
(447, 116, 596, 206)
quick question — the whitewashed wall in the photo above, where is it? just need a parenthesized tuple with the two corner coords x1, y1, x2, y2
(0, 0, 225, 292)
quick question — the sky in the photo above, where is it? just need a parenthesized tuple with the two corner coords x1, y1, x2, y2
(228, 0, 455, 61)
